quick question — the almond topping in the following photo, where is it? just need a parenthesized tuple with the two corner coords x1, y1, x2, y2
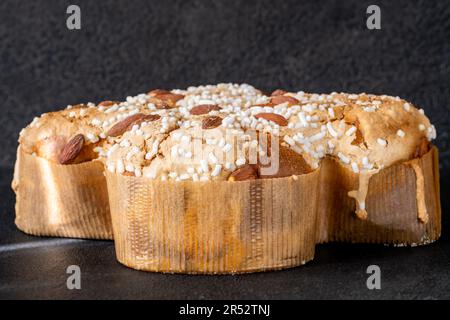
(255, 113, 288, 126)
(59, 134, 85, 165)
(258, 145, 312, 178)
(142, 114, 161, 122)
(271, 89, 288, 96)
(98, 101, 119, 107)
(190, 104, 221, 115)
(154, 93, 185, 104)
(202, 116, 223, 129)
(148, 89, 171, 97)
(270, 95, 300, 105)
(228, 165, 259, 181)
(150, 99, 171, 109)
(149, 93, 185, 109)
(107, 113, 158, 137)
(133, 114, 161, 127)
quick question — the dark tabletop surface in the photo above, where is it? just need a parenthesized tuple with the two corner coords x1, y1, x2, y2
(0, 167, 448, 300)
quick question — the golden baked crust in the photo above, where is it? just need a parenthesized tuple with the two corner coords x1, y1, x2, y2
(19, 84, 436, 182)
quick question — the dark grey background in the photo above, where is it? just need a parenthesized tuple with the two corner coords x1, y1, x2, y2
(0, 0, 449, 300)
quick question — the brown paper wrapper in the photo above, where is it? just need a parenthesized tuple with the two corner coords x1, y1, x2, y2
(106, 170, 320, 274)
(106, 147, 440, 274)
(315, 146, 441, 245)
(13, 146, 113, 239)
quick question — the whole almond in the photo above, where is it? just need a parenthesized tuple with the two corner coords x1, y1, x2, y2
(148, 89, 171, 97)
(270, 95, 299, 105)
(133, 114, 161, 127)
(228, 165, 258, 181)
(150, 99, 172, 109)
(142, 114, 161, 122)
(255, 113, 288, 126)
(98, 100, 119, 107)
(258, 145, 312, 178)
(149, 93, 184, 109)
(130, 114, 162, 128)
(59, 134, 85, 164)
(154, 93, 185, 104)
(202, 116, 223, 129)
(271, 89, 287, 96)
(190, 104, 221, 115)
(107, 114, 147, 137)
